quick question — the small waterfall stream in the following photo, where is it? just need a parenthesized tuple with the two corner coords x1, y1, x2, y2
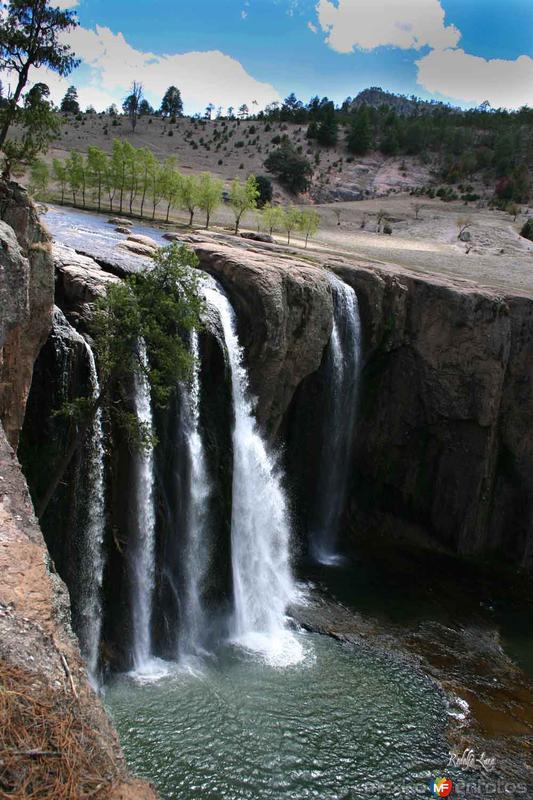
(203, 282, 301, 665)
(48, 310, 106, 685)
(180, 330, 213, 657)
(130, 341, 157, 674)
(310, 274, 362, 564)
(79, 343, 106, 685)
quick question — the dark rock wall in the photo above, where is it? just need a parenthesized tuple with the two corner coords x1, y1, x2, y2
(327, 260, 533, 569)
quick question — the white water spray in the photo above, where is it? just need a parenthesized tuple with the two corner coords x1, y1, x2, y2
(180, 330, 213, 657)
(203, 281, 302, 666)
(130, 341, 157, 674)
(79, 343, 106, 685)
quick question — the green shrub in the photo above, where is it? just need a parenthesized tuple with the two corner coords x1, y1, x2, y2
(520, 219, 533, 241)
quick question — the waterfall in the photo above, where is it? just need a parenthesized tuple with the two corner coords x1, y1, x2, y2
(51, 310, 106, 686)
(180, 330, 213, 657)
(78, 343, 106, 686)
(203, 281, 302, 665)
(130, 341, 157, 673)
(310, 273, 362, 565)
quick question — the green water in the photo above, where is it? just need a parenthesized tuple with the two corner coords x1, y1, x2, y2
(105, 632, 451, 800)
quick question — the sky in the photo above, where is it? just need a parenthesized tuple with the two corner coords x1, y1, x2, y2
(7, 0, 533, 113)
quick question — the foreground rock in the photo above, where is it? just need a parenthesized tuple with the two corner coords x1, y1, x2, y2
(0, 426, 156, 799)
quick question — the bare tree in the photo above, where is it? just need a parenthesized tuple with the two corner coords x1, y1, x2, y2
(123, 81, 143, 132)
(457, 216, 472, 239)
(376, 208, 387, 232)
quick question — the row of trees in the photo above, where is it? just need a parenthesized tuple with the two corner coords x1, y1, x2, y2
(33, 141, 321, 244)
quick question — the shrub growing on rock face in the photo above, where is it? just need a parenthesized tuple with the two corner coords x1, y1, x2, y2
(520, 219, 533, 241)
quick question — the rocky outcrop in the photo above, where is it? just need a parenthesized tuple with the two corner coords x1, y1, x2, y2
(54, 242, 119, 326)
(190, 238, 333, 435)
(326, 259, 533, 569)
(0, 181, 54, 448)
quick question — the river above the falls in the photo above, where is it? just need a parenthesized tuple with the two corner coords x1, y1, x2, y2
(104, 631, 450, 800)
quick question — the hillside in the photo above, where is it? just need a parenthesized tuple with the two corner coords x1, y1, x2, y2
(45, 112, 434, 203)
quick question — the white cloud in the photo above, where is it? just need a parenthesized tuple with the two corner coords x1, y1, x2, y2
(316, 0, 460, 53)
(25, 25, 281, 114)
(241, 9, 248, 19)
(308, 20, 318, 34)
(53, 0, 79, 7)
(417, 48, 533, 109)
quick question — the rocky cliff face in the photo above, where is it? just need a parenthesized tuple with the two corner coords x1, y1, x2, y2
(0, 182, 54, 448)
(48, 229, 533, 570)
(326, 259, 533, 569)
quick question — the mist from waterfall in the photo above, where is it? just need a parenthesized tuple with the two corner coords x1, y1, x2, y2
(78, 342, 106, 686)
(310, 274, 362, 565)
(130, 341, 157, 674)
(180, 330, 213, 657)
(203, 281, 302, 666)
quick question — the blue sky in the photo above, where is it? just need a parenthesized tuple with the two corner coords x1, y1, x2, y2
(21, 0, 533, 112)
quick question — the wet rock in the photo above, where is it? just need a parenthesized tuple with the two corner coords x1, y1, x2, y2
(115, 226, 132, 234)
(162, 232, 183, 241)
(459, 229, 472, 242)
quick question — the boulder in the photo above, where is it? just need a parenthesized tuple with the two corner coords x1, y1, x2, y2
(108, 217, 132, 226)
(118, 240, 157, 258)
(241, 232, 274, 243)
(53, 243, 119, 320)
(163, 232, 182, 241)
(126, 233, 159, 249)
(115, 226, 132, 235)
(459, 229, 472, 242)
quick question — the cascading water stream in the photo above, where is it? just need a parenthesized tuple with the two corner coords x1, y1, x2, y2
(310, 274, 362, 565)
(203, 281, 302, 665)
(78, 343, 106, 686)
(52, 310, 106, 686)
(180, 330, 213, 657)
(130, 341, 157, 674)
